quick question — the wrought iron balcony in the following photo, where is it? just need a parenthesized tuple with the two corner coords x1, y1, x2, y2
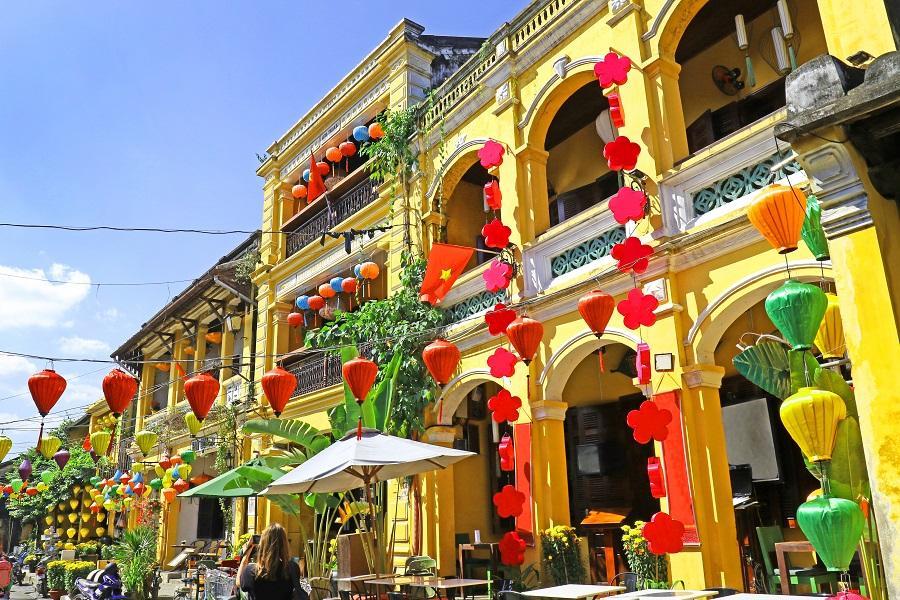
(282, 344, 373, 399)
(284, 177, 379, 259)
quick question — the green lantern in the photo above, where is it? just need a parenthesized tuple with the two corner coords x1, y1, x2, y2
(801, 195, 830, 261)
(40, 471, 53, 485)
(797, 496, 864, 571)
(90, 476, 102, 487)
(148, 478, 163, 491)
(179, 449, 196, 465)
(10, 478, 23, 493)
(765, 280, 828, 350)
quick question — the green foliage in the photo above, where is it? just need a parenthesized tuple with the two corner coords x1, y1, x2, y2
(235, 250, 261, 285)
(788, 349, 820, 394)
(242, 418, 330, 454)
(498, 564, 541, 591)
(540, 525, 586, 585)
(111, 526, 158, 600)
(621, 522, 668, 586)
(813, 367, 857, 417)
(64, 560, 95, 594)
(2, 444, 98, 524)
(75, 541, 100, 557)
(360, 106, 417, 185)
(100, 544, 115, 560)
(47, 560, 67, 591)
(732, 341, 791, 399)
(215, 402, 240, 544)
(307, 257, 448, 435)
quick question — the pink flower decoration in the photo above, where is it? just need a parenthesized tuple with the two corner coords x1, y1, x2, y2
(626, 400, 672, 444)
(594, 52, 632, 88)
(478, 139, 505, 169)
(607, 91, 625, 127)
(603, 135, 641, 171)
(485, 303, 517, 335)
(611, 236, 653, 274)
(499, 531, 527, 566)
(482, 218, 512, 249)
(609, 187, 647, 224)
(493, 484, 526, 519)
(483, 259, 513, 293)
(484, 180, 502, 211)
(487, 347, 517, 378)
(617, 287, 659, 329)
(498, 433, 514, 471)
(488, 388, 522, 423)
(642, 512, 685, 555)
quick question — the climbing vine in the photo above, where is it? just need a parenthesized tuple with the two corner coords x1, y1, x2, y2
(214, 401, 239, 543)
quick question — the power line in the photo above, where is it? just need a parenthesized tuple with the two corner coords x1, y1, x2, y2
(0, 271, 197, 287)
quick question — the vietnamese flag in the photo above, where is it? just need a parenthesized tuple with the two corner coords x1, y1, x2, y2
(419, 243, 475, 305)
(307, 152, 326, 203)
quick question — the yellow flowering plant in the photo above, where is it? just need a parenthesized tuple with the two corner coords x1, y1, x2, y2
(540, 525, 586, 585)
(621, 522, 668, 588)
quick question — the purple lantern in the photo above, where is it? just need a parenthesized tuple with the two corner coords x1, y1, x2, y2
(18, 459, 32, 482)
(53, 448, 70, 469)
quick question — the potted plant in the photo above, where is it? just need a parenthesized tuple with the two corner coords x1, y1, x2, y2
(64, 560, 95, 596)
(111, 526, 158, 600)
(540, 525, 587, 585)
(47, 560, 68, 600)
(621, 522, 669, 589)
(99, 544, 114, 568)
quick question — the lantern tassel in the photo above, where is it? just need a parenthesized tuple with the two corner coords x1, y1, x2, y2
(357, 416, 363, 440)
(598, 350, 605, 373)
(37, 417, 45, 448)
(108, 418, 118, 458)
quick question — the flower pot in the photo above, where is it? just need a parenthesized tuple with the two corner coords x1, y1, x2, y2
(49, 590, 62, 600)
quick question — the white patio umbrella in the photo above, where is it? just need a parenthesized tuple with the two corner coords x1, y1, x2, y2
(261, 428, 474, 495)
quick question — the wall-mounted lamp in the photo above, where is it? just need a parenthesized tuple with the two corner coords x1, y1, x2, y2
(225, 314, 242, 333)
(770, 26, 792, 75)
(595, 109, 617, 145)
(776, 0, 798, 70)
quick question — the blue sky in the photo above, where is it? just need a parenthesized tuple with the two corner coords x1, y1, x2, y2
(0, 1, 513, 455)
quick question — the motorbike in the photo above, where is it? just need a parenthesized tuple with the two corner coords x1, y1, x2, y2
(72, 562, 129, 600)
(10, 549, 27, 586)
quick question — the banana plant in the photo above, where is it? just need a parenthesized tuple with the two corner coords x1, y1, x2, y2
(329, 348, 403, 436)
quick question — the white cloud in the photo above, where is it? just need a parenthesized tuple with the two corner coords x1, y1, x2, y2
(0, 263, 91, 330)
(0, 354, 37, 378)
(58, 336, 110, 356)
(97, 307, 121, 321)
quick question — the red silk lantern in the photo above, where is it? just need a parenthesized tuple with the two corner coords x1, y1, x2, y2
(339, 141, 356, 157)
(422, 339, 460, 386)
(498, 433, 514, 471)
(648, 457, 666, 498)
(102, 368, 138, 416)
(159, 454, 172, 470)
(25, 487, 37, 496)
(483, 180, 502, 211)
(173, 478, 190, 494)
(89, 502, 101, 514)
(342, 357, 378, 403)
(636, 342, 651, 386)
(184, 372, 220, 421)
(325, 146, 342, 163)
(29, 369, 66, 417)
(578, 290, 615, 338)
(261, 366, 297, 417)
(341, 278, 357, 294)
(307, 295, 325, 311)
(318, 283, 336, 299)
(505, 316, 543, 365)
(161, 488, 177, 503)
(132, 482, 146, 496)
(291, 184, 307, 199)
(607, 92, 625, 127)
(316, 161, 330, 176)
(287, 312, 303, 328)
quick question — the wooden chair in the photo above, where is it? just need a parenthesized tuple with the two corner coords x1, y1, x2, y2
(755, 526, 838, 594)
(609, 572, 639, 593)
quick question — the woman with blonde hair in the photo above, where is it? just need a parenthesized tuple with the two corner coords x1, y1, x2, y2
(238, 523, 309, 600)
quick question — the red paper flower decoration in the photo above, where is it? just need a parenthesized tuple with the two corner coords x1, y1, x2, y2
(617, 288, 659, 329)
(488, 388, 522, 423)
(594, 52, 632, 88)
(487, 348, 518, 378)
(626, 400, 672, 444)
(611, 236, 653, 274)
(609, 187, 647, 224)
(478, 139, 505, 169)
(499, 531, 527, 566)
(484, 180, 502, 211)
(482, 218, 512, 249)
(493, 485, 526, 519)
(607, 91, 625, 127)
(647, 457, 666, 499)
(498, 433, 514, 471)
(604, 136, 641, 171)
(483, 259, 514, 293)
(642, 512, 685, 555)
(485, 303, 517, 335)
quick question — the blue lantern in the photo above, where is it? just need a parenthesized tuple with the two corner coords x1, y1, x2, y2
(302, 168, 311, 183)
(132, 472, 143, 484)
(353, 126, 370, 142)
(329, 277, 343, 293)
(113, 470, 122, 482)
(353, 264, 363, 278)
(172, 466, 181, 480)
(124, 485, 134, 495)
(296, 295, 310, 310)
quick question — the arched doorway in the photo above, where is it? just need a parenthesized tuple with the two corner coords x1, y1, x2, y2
(560, 343, 660, 583)
(443, 160, 493, 271)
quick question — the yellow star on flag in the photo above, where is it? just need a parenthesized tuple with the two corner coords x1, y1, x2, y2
(439, 268, 453, 280)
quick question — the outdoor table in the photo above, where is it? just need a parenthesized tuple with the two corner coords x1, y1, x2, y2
(336, 573, 389, 598)
(728, 595, 811, 600)
(611, 590, 718, 599)
(457, 542, 497, 577)
(521, 584, 626, 599)
(408, 577, 489, 600)
(774, 540, 815, 595)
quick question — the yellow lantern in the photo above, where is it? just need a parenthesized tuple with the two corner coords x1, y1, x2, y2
(103, 500, 115, 511)
(90, 431, 112, 456)
(154, 465, 165, 478)
(57, 502, 66, 511)
(123, 497, 133, 507)
(72, 485, 82, 495)
(96, 512, 106, 522)
(44, 516, 54, 526)
(64, 543, 75, 551)
(0, 436, 12, 463)
(814, 293, 846, 359)
(69, 499, 79, 510)
(80, 513, 91, 523)
(36, 483, 48, 492)
(79, 527, 90, 538)
(82, 498, 92, 508)
(780, 387, 847, 462)
(135, 430, 159, 455)
(184, 413, 202, 436)
(66, 527, 77, 539)
(56, 514, 64, 524)
(179, 464, 193, 480)
(68, 513, 78, 523)
(747, 184, 807, 254)
(38, 435, 62, 459)
(95, 527, 106, 537)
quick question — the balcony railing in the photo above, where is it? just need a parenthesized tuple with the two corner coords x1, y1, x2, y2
(283, 351, 343, 397)
(284, 177, 379, 258)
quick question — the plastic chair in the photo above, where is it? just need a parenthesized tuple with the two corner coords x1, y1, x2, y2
(704, 588, 738, 597)
(756, 526, 838, 594)
(404, 556, 437, 576)
(610, 572, 639, 593)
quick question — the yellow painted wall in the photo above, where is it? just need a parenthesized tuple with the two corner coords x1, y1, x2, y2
(562, 344, 640, 408)
(546, 122, 609, 196)
(451, 421, 499, 543)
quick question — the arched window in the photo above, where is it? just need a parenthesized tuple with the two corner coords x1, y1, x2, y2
(443, 161, 493, 271)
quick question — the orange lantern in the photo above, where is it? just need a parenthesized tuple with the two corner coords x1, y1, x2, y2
(184, 372, 220, 421)
(161, 487, 177, 503)
(422, 339, 460, 386)
(173, 478, 190, 494)
(578, 290, 615, 338)
(343, 357, 378, 404)
(747, 184, 807, 254)
(360, 262, 380, 280)
(307, 295, 325, 311)
(505, 316, 544, 365)
(368, 122, 384, 139)
(339, 141, 356, 157)
(287, 312, 303, 328)
(318, 283, 336, 299)
(291, 183, 307, 199)
(316, 161, 330, 176)
(325, 146, 342, 163)
(170, 454, 183, 466)
(261, 366, 297, 417)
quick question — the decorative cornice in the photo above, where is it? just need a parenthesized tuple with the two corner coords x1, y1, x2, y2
(682, 364, 726, 389)
(530, 400, 568, 421)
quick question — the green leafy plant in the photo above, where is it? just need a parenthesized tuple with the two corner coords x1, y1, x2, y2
(64, 560, 95, 594)
(621, 522, 668, 588)
(75, 541, 99, 557)
(540, 525, 586, 585)
(732, 341, 791, 399)
(47, 560, 67, 591)
(100, 544, 115, 560)
(498, 563, 541, 591)
(110, 526, 158, 600)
